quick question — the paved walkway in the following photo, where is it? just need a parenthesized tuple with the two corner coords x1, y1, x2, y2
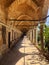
(0, 36, 49, 65)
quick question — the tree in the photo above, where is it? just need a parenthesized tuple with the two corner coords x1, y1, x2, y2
(44, 25, 49, 51)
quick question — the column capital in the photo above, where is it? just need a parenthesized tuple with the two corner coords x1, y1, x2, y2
(40, 22, 45, 25)
(34, 26, 37, 30)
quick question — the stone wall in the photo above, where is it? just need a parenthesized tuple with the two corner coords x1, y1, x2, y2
(0, 24, 22, 59)
(0, 5, 22, 59)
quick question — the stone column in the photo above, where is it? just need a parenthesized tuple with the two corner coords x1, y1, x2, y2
(34, 27, 36, 44)
(29, 31, 30, 40)
(31, 30, 33, 42)
(30, 30, 32, 41)
(40, 23, 44, 51)
(27, 31, 30, 40)
(33, 29, 34, 44)
(32, 26, 37, 45)
(31, 27, 37, 45)
(36, 28, 38, 45)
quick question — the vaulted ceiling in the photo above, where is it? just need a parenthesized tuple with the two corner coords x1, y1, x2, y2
(0, 0, 49, 32)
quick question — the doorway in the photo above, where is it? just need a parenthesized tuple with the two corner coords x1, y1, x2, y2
(8, 32, 11, 48)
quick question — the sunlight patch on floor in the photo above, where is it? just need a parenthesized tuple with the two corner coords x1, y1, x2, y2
(15, 36, 49, 65)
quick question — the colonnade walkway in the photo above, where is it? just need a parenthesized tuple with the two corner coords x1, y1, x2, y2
(0, 36, 49, 65)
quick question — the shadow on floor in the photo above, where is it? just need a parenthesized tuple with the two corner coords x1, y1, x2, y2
(0, 37, 29, 65)
(0, 37, 49, 65)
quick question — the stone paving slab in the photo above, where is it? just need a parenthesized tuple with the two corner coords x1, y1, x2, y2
(18, 37, 49, 65)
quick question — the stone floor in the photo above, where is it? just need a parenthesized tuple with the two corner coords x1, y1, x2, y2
(0, 36, 49, 65)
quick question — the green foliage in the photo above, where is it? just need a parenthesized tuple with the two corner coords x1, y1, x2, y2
(44, 25, 49, 51)
(44, 25, 49, 42)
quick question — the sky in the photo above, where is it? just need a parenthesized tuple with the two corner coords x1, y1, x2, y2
(45, 9, 49, 26)
(37, 9, 49, 30)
